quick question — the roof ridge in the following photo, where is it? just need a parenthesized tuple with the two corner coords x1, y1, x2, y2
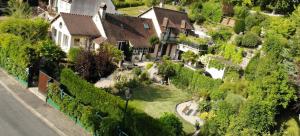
(60, 12, 93, 17)
(106, 13, 152, 21)
(153, 6, 187, 14)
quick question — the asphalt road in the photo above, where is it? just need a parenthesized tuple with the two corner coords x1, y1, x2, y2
(0, 85, 59, 136)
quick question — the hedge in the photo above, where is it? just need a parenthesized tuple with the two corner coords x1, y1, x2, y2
(114, 1, 144, 8)
(52, 68, 172, 136)
(0, 33, 34, 82)
(170, 63, 222, 93)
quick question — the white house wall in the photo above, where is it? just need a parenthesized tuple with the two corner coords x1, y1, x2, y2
(51, 16, 72, 52)
(205, 67, 225, 79)
(93, 13, 107, 38)
(140, 9, 162, 39)
(57, 0, 71, 13)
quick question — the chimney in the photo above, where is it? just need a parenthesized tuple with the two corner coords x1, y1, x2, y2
(159, 0, 164, 8)
(99, 3, 107, 19)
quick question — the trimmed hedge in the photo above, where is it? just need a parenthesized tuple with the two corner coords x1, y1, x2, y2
(0, 33, 34, 81)
(170, 63, 222, 93)
(114, 1, 144, 8)
(51, 68, 172, 136)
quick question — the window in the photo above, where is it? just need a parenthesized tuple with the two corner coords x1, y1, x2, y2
(52, 28, 57, 39)
(57, 31, 62, 45)
(143, 23, 150, 29)
(63, 34, 69, 47)
(74, 38, 80, 46)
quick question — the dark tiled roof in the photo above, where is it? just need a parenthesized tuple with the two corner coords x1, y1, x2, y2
(101, 14, 156, 48)
(152, 7, 193, 31)
(60, 13, 100, 36)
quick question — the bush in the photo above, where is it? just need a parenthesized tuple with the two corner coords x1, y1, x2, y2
(234, 6, 249, 19)
(169, 62, 222, 93)
(159, 113, 184, 136)
(198, 100, 211, 112)
(244, 13, 266, 30)
(202, 1, 222, 23)
(0, 18, 49, 43)
(132, 67, 142, 76)
(250, 26, 261, 35)
(234, 19, 245, 34)
(114, 1, 144, 8)
(210, 27, 232, 42)
(68, 48, 82, 62)
(241, 32, 261, 48)
(145, 62, 154, 70)
(144, 0, 158, 7)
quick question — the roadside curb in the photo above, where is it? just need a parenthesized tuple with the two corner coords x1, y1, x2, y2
(0, 69, 68, 136)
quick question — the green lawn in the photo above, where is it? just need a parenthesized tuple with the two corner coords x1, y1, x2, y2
(118, 5, 179, 17)
(129, 84, 195, 133)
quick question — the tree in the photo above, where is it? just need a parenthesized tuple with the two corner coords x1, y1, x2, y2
(68, 48, 82, 62)
(38, 40, 66, 77)
(74, 50, 95, 81)
(144, 0, 158, 7)
(7, 0, 32, 18)
(158, 61, 176, 82)
(159, 113, 183, 136)
(181, 51, 199, 65)
(233, 19, 245, 34)
(202, 1, 222, 23)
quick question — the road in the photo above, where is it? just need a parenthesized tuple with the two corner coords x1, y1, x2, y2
(0, 84, 59, 136)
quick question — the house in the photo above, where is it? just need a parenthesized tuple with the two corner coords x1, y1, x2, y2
(50, 12, 100, 52)
(47, 0, 116, 17)
(139, 7, 195, 59)
(50, 5, 157, 61)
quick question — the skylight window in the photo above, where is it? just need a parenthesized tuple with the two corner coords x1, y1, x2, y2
(144, 23, 150, 29)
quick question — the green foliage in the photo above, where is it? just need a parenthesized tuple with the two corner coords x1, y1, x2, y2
(114, 0, 144, 8)
(132, 67, 142, 76)
(178, 33, 209, 49)
(169, 62, 222, 93)
(266, 17, 296, 38)
(221, 44, 243, 64)
(240, 32, 261, 48)
(145, 62, 154, 70)
(0, 18, 49, 43)
(208, 59, 225, 70)
(158, 60, 176, 79)
(144, 0, 158, 7)
(68, 48, 82, 62)
(210, 27, 232, 42)
(188, 2, 205, 24)
(181, 51, 199, 64)
(244, 13, 266, 31)
(149, 36, 159, 46)
(233, 19, 245, 34)
(159, 113, 184, 136)
(38, 40, 66, 78)
(234, 6, 249, 19)
(7, 0, 32, 18)
(198, 100, 211, 112)
(202, 1, 223, 23)
(0, 33, 32, 81)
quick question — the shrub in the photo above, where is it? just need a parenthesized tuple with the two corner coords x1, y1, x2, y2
(145, 62, 154, 70)
(244, 13, 266, 30)
(132, 67, 142, 76)
(170, 62, 222, 93)
(250, 26, 261, 35)
(241, 32, 261, 48)
(68, 48, 82, 62)
(234, 19, 245, 34)
(144, 0, 158, 7)
(114, 1, 144, 8)
(235, 35, 243, 46)
(159, 113, 184, 136)
(210, 27, 232, 42)
(0, 18, 49, 43)
(198, 100, 211, 112)
(139, 71, 149, 81)
(234, 6, 249, 19)
(202, 1, 222, 23)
